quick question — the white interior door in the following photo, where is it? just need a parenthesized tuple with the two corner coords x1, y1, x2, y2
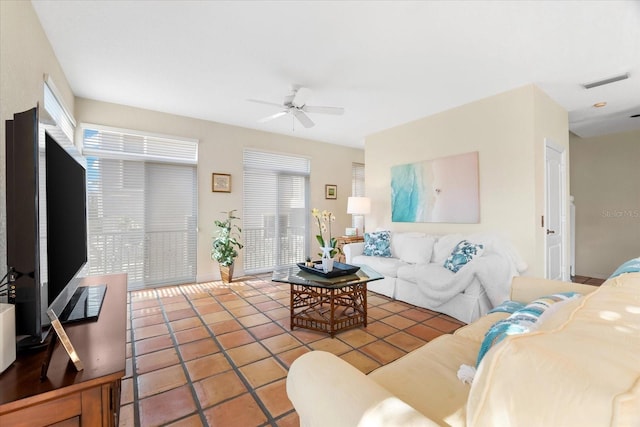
(545, 140, 567, 280)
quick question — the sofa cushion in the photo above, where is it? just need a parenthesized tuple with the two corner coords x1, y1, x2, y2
(432, 234, 464, 263)
(475, 292, 581, 366)
(393, 234, 436, 264)
(351, 254, 405, 279)
(363, 230, 392, 257)
(453, 312, 509, 343)
(443, 240, 484, 273)
(467, 273, 640, 426)
(370, 334, 480, 427)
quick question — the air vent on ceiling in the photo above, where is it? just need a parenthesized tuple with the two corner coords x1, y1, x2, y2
(583, 73, 629, 89)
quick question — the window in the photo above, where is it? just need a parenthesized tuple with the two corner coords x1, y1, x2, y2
(82, 125, 198, 290)
(351, 162, 365, 227)
(243, 149, 310, 273)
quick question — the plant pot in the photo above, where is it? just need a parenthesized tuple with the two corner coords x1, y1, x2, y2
(321, 257, 334, 273)
(220, 264, 234, 283)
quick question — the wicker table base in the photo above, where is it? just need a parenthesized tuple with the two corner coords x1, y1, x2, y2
(290, 282, 367, 337)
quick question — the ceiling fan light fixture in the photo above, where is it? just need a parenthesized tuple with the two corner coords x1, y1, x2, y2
(593, 102, 607, 108)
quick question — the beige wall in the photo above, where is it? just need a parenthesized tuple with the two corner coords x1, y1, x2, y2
(364, 85, 568, 277)
(570, 130, 640, 278)
(0, 1, 75, 279)
(75, 98, 364, 282)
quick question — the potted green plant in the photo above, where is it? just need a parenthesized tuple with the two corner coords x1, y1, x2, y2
(211, 210, 243, 283)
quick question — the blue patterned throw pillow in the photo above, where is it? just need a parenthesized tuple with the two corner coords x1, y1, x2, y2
(363, 231, 392, 257)
(443, 240, 484, 273)
(609, 257, 640, 278)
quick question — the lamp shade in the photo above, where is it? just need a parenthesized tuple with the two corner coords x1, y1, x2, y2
(347, 197, 371, 215)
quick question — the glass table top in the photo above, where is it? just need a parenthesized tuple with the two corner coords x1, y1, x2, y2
(272, 263, 383, 289)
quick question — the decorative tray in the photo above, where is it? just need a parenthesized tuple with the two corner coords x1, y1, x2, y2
(296, 261, 360, 278)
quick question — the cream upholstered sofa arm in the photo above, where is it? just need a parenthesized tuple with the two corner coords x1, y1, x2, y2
(343, 242, 365, 264)
(287, 351, 438, 427)
(509, 276, 598, 303)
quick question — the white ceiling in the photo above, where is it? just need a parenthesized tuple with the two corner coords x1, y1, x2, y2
(32, 0, 640, 148)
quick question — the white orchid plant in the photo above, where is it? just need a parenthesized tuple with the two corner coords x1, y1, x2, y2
(311, 208, 338, 258)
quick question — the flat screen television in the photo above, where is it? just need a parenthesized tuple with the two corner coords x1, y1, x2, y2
(5, 107, 102, 351)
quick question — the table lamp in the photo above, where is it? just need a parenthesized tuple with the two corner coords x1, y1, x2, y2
(347, 197, 371, 236)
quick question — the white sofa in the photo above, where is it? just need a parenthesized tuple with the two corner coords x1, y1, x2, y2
(287, 273, 640, 426)
(344, 232, 527, 323)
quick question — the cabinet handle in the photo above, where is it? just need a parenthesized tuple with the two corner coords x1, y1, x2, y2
(546, 229, 556, 235)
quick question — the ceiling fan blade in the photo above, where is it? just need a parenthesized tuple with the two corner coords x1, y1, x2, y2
(292, 87, 312, 108)
(302, 105, 345, 115)
(258, 111, 288, 123)
(292, 110, 315, 128)
(247, 99, 284, 109)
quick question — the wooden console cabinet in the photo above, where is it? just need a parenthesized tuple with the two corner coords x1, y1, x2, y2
(0, 273, 127, 426)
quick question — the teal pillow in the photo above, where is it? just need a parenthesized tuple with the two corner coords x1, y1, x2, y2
(363, 231, 392, 257)
(476, 292, 581, 367)
(443, 240, 484, 273)
(609, 257, 640, 278)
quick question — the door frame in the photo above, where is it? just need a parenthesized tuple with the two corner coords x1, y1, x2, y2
(544, 138, 569, 280)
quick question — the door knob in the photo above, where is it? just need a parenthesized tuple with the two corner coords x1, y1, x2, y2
(546, 229, 556, 235)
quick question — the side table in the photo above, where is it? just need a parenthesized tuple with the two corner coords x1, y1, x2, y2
(336, 235, 364, 262)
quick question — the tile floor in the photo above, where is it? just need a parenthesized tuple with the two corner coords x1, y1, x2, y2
(119, 273, 603, 426)
(119, 274, 465, 426)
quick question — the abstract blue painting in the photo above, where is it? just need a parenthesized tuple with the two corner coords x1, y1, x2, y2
(391, 152, 479, 223)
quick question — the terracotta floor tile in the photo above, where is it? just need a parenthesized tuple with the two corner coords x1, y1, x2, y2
(380, 314, 417, 329)
(367, 294, 391, 306)
(174, 326, 211, 345)
(202, 393, 268, 426)
(289, 328, 326, 344)
(170, 316, 204, 332)
(135, 335, 174, 355)
(276, 346, 310, 368)
(217, 329, 256, 350)
(385, 331, 427, 352)
(185, 352, 232, 381)
(337, 328, 378, 347)
(216, 293, 241, 302)
(193, 370, 247, 408)
(166, 308, 197, 321)
(179, 338, 220, 361)
(256, 378, 293, 418)
(360, 340, 406, 364)
(378, 300, 412, 312)
(131, 299, 160, 310)
(249, 322, 287, 340)
(264, 307, 290, 321)
(132, 313, 165, 329)
(137, 364, 187, 399)
(367, 306, 393, 320)
(201, 310, 233, 325)
(162, 301, 191, 312)
(400, 307, 438, 322)
(135, 347, 180, 375)
(261, 334, 303, 354)
(365, 321, 399, 338)
(226, 342, 270, 366)
(208, 319, 243, 335)
(139, 385, 196, 426)
(239, 357, 287, 388)
(134, 322, 170, 340)
(255, 300, 283, 312)
(194, 302, 225, 315)
(245, 294, 271, 304)
(406, 324, 446, 342)
(275, 411, 300, 427)
(227, 305, 259, 317)
(237, 312, 272, 327)
(308, 337, 352, 355)
(220, 298, 250, 309)
(165, 414, 204, 427)
(425, 316, 463, 333)
(340, 350, 381, 374)
(131, 305, 164, 318)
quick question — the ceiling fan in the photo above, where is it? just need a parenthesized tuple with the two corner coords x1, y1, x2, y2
(248, 86, 344, 128)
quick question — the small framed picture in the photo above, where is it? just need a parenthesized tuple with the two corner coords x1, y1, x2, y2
(325, 184, 337, 199)
(212, 173, 231, 193)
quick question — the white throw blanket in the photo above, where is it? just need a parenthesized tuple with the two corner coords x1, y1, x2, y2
(411, 234, 527, 308)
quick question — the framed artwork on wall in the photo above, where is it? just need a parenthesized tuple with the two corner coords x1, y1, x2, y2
(212, 173, 231, 193)
(325, 184, 337, 199)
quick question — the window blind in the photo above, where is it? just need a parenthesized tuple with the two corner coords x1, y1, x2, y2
(83, 125, 198, 290)
(243, 149, 309, 273)
(352, 162, 365, 197)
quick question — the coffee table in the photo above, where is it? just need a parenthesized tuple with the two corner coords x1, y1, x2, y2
(272, 264, 383, 337)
